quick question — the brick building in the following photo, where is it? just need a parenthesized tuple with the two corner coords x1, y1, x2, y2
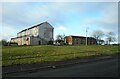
(64, 35, 97, 45)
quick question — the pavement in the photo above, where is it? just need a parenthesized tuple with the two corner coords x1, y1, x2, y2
(2, 54, 119, 77)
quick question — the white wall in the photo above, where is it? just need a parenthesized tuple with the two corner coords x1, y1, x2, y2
(30, 36, 40, 45)
(38, 22, 54, 41)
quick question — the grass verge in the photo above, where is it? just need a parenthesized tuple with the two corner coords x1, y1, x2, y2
(2, 45, 119, 66)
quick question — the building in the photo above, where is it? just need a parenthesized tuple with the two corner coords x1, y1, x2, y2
(64, 35, 97, 45)
(10, 22, 54, 45)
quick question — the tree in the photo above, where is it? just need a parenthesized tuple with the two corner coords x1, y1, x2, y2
(106, 32, 116, 45)
(0, 39, 8, 46)
(56, 34, 65, 45)
(91, 30, 104, 45)
(56, 34, 65, 41)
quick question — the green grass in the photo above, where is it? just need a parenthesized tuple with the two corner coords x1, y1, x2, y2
(2, 45, 119, 66)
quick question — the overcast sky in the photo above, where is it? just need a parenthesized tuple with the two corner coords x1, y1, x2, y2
(0, 1, 119, 43)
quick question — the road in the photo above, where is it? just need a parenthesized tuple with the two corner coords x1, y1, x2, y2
(3, 57, 119, 77)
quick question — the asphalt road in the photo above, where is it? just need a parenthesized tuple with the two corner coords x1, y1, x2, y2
(4, 57, 119, 77)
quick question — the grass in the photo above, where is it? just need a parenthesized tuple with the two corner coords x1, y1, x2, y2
(2, 45, 119, 66)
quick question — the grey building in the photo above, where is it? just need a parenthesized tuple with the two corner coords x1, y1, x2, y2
(10, 22, 54, 45)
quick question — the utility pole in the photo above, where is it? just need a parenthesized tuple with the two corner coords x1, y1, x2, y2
(86, 27, 89, 46)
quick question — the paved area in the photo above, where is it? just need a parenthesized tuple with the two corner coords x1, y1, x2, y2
(3, 57, 119, 77)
